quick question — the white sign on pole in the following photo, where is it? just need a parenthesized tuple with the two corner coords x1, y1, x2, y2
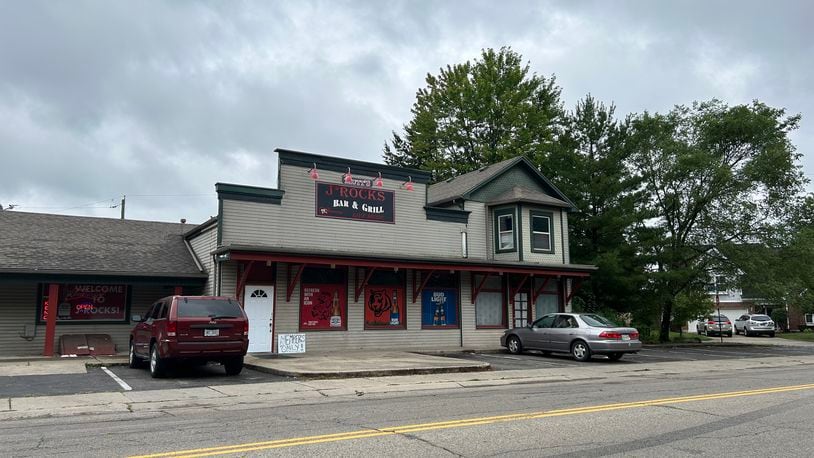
(277, 333, 306, 354)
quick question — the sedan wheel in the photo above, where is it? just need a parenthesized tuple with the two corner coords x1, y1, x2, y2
(507, 336, 523, 355)
(571, 341, 592, 362)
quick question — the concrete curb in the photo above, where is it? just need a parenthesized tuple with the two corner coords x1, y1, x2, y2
(243, 361, 492, 379)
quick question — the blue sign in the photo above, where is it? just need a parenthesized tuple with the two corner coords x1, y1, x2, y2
(421, 288, 458, 328)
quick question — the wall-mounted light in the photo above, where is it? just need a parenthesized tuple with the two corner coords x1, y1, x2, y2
(308, 163, 319, 180)
(343, 167, 353, 184)
(402, 176, 414, 191)
(461, 230, 468, 258)
(374, 172, 384, 187)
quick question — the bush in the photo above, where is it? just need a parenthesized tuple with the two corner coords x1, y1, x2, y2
(771, 308, 788, 331)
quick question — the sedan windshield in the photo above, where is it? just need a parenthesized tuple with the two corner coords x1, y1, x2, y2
(580, 314, 618, 327)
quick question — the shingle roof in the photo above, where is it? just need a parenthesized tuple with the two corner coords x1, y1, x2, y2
(0, 211, 205, 278)
(426, 157, 523, 205)
(487, 186, 571, 208)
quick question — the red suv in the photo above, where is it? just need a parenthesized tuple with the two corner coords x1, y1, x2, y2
(129, 296, 249, 378)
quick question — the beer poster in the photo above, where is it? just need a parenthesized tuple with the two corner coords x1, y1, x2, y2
(364, 286, 405, 329)
(300, 283, 347, 331)
(40, 284, 128, 323)
(421, 288, 459, 328)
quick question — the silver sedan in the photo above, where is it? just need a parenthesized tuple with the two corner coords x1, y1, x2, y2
(500, 313, 642, 361)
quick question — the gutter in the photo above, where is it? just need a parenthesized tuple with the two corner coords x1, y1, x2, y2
(184, 239, 205, 273)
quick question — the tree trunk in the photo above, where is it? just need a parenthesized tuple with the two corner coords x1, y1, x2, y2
(659, 298, 673, 343)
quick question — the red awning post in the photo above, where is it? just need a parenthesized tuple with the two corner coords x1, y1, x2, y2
(43, 283, 59, 357)
(173, 286, 183, 296)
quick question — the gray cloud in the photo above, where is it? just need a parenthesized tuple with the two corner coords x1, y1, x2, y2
(0, 0, 811, 223)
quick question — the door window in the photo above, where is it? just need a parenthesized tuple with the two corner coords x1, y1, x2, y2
(532, 314, 556, 328)
(553, 315, 578, 328)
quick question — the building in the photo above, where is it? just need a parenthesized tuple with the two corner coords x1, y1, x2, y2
(186, 149, 596, 353)
(0, 212, 206, 356)
(0, 149, 596, 356)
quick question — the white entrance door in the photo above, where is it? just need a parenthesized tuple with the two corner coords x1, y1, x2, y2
(244, 285, 274, 353)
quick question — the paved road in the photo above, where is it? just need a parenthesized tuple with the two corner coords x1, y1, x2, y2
(448, 344, 814, 371)
(3, 360, 814, 456)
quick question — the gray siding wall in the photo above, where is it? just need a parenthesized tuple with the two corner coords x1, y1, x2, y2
(272, 264, 462, 352)
(464, 201, 488, 260)
(220, 261, 238, 298)
(188, 224, 217, 295)
(0, 283, 172, 356)
(521, 205, 564, 264)
(221, 165, 471, 260)
(561, 209, 570, 264)
(470, 167, 542, 202)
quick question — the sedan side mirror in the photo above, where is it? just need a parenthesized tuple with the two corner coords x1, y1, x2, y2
(131, 314, 142, 322)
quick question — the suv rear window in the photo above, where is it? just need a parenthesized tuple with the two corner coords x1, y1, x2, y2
(751, 315, 771, 321)
(177, 299, 243, 318)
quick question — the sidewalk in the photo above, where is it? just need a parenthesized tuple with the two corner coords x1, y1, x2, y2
(4, 353, 814, 421)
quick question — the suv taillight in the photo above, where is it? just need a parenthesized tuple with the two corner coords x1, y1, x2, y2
(243, 320, 249, 336)
(708, 321, 716, 325)
(167, 320, 177, 337)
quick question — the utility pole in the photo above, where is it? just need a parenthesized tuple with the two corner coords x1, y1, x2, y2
(715, 276, 723, 344)
(120, 195, 126, 220)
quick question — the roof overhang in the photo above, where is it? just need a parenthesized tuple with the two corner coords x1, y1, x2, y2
(0, 269, 208, 285)
(216, 245, 596, 277)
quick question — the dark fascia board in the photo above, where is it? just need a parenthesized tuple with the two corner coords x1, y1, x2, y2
(463, 157, 577, 211)
(276, 148, 432, 184)
(0, 271, 208, 285)
(184, 216, 218, 239)
(216, 182, 285, 205)
(425, 206, 471, 224)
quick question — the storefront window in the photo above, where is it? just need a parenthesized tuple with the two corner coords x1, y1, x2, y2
(534, 278, 560, 319)
(421, 271, 459, 329)
(299, 267, 348, 331)
(364, 270, 406, 329)
(38, 284, 130, 324)
(474, 274, 506, 328)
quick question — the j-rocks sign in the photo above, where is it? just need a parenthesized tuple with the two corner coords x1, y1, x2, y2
(315, 182, 395, 223)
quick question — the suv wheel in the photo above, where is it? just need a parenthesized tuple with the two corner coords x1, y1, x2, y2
(571, 340, 592, 362)
(224, 357, 244, 376)
(149, 343, 166, 378)
(128, 340, 142, 369)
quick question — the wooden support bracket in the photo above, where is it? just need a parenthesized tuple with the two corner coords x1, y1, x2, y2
(286, 263, 306, 302)
(509, 274, 531, 305)
(236, 260, 255, 304)
(565, 278, 584, 304)
(471, 272, 493, 304)
(355, 267, 377, 302)
(413, 269, 436, 303)
(532, 277, 551, 305)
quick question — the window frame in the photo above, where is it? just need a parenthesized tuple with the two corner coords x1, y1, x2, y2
(363, 268, 407, 330)
(473, 273, 507, 329)
(529, 209, 555, 254)
(493, 207, 517, 253)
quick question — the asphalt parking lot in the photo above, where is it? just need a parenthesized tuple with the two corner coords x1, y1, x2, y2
(0, 364, 291, 398)
(446, 344, 814, 370)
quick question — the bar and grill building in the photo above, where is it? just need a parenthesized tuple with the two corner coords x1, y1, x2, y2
(0, 149, 595, 356)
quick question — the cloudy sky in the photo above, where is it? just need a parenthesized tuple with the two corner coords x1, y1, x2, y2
(1, 0, 811, 224)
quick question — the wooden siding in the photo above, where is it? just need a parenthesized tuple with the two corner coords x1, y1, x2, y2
(521, 205, 564, 264)
(0, 283, 174, 356)
(272, 264, 462, 352)
(464, 201, 488, 260)
(188, 224, 217, 295)
(469, 167, 542, 202)
(221, 165, 472, 260)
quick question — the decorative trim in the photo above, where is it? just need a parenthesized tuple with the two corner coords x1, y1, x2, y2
(276, 148, 432, 184)
(216, 182, 285, 205)
(425, 206, 470, 224)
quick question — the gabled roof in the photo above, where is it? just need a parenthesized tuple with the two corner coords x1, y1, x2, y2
(0, 211, 206, 278)
(487, 186, 571, 208)
(426, 156, 576, 209)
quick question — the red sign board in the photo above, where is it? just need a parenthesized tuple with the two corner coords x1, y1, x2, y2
(315, 182, 395, 223)
(364, 286, 405, 329)
(41, 284, 128, 322)
(300, 284, 347, 330)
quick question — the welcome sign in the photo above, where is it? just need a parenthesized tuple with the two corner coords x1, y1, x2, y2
(315, 182, 395, 223)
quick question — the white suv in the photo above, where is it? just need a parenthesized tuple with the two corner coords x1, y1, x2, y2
(734, 314, 776, 337)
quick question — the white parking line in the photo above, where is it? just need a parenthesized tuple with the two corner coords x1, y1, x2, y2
(101, 366, 132, 391)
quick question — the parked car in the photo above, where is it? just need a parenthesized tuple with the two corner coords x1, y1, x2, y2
(500, 313, 641, 362)
(696, 314, 732, 337)
(734, 314, 776, 337)
(129, 296, 249, 378)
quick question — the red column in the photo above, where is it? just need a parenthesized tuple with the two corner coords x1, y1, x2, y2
(174, 286, 183, 295)
(43, 283, 59, 357)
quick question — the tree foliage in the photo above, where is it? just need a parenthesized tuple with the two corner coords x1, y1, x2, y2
(384, 47, 563, 180)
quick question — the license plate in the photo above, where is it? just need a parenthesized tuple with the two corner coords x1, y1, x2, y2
(622, 334, 630, 341)
(204, 329, 219, 337)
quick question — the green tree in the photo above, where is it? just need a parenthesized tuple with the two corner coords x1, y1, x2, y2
(627, 100, 805, 342)
(547, 95, 648, 315)
(383, 47, 563, 180)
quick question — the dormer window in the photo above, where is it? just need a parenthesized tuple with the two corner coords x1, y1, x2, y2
(530, 210, 554, 253)
(494, 208, 516, 253)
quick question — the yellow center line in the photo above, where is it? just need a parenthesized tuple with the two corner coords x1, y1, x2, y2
(131, 382, 814, 458)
